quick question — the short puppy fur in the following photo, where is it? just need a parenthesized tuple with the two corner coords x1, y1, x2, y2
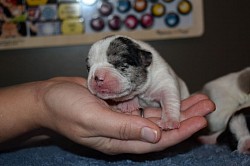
(199, 107, 250, 155)
(86, 35, 189, 130)
(199, 67, 250, 154)
(202, 67, 250, 132)
(217, 107, 250, 154)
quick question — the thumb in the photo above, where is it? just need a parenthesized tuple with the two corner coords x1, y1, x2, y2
(94, 111, 161, 143)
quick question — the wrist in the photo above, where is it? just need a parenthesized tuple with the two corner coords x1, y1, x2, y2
(0, 81, 46, 142)
(32, 80, 56, 130)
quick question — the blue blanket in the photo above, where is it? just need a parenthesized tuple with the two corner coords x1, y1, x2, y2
(1, 138, 249, 166)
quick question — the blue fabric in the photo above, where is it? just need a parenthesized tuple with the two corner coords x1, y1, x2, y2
(1, 139, 250, 166)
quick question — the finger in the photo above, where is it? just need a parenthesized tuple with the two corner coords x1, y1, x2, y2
(141, 94, 213, 119)
(159, 116, 207, 146)
(123, 110, 141, 116)
(91, 110, 162, 143)
(133, 116, 207, 153)
(180, 99, 215, 121)
(120, 94, 210, 118)
(143, 107, 161, 118)
(93, 116, 207, 154)
(181, 94, 209, 111)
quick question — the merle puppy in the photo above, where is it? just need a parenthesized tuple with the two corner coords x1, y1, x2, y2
(86, 35, 189, 130)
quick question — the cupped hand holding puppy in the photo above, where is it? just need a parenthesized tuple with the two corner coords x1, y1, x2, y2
(0, 77, 215, 154)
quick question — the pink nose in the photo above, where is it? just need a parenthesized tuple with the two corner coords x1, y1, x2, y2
(95, 75, 104, 82)
(94, 73, 106, 87)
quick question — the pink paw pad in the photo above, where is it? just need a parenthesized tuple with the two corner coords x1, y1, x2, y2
(157, 119, 180, 130)
(238, 137, 250, 154)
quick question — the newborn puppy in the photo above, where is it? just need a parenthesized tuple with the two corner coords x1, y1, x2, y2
(86, 35, 189, 130)
(202, 67, 250, 132)
(198, 67, 250, 154)
(200, 107, 250, 154)
(217, 107, 250, 154)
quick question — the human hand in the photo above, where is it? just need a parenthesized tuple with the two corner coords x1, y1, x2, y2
(38, 77, 215, 155)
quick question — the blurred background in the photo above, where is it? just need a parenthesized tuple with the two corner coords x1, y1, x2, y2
(0, 1, 249, 93)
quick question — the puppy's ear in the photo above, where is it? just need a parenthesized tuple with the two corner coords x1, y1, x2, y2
(139, 49, 152, 67)
(238, 68, 250, 94)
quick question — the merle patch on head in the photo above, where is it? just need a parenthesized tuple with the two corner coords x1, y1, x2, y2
(107, 37, 152, 68)
(106, 37, 153, 88)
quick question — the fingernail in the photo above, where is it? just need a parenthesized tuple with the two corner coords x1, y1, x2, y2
(141, 127, 158, 143)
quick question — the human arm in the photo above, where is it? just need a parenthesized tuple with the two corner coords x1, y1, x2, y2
(0, 77, 215, 154)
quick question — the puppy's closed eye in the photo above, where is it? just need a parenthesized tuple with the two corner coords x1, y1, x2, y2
(85, 57, 90, 72)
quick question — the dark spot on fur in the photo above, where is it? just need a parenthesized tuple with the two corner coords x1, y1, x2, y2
(106, 36, 153, 90)
(107, 37, 152, 67)
(238, 68, 250, 94)
(85, 57, 90, 72)
(217, 107, 250, 151)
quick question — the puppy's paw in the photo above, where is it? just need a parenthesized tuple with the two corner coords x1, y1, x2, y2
(238, 136, 250, 154)
(157, 119, 180, 130)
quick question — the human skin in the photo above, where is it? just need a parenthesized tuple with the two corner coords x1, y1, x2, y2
(0, 77, 215, 154)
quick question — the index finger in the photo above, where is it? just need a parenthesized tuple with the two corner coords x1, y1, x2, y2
(181, 94, 209, 111)
(143, 96, 215, 120)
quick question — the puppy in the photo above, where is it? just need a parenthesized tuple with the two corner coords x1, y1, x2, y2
(202, 67, 250, 132)
(86, 35, 189, 130)
(199, 107, 250, 154)
(199, 67, 250, 154)
(217, 107, 250, 154)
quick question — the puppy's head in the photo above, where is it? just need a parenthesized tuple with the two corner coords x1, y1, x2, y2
(86, 35, 152, 101)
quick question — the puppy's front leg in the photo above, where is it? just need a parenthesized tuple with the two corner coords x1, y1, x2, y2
(152, 78, 181, 130)
(159, 91, 181, 130)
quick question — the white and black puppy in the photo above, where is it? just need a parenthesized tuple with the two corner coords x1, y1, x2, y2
(199, 107, 250, 154)
(199, 67, 250, 154)
(86, 35, 189, 130)
(217, 107, 250, 154)
(202, 67, 250, 132)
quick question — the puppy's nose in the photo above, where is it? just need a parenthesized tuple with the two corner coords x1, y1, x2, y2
(95, 76, 104, 82)
(94, 75, 105, 86)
